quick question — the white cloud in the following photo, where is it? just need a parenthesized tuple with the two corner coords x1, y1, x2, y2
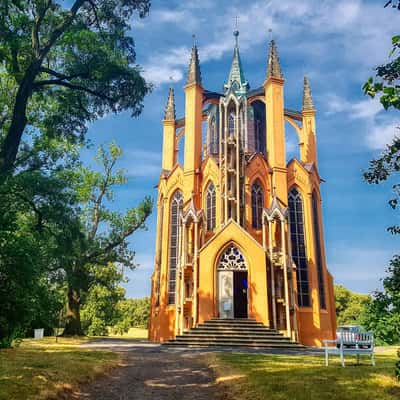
(366, 121, 400, 150)
(325, 95, 383, 119)
(140, 0, 398, 89)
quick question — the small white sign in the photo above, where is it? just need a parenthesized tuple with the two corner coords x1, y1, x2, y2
(223, 301, 232, 311)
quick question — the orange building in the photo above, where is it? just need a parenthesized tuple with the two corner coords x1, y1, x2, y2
(149, 32, 337, 347)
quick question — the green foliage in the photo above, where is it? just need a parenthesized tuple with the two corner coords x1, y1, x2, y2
(359, 256, 400, 345)
(81, 263, 126, 336)
(363, 34, 400, 111)
(0, 142, 80, 347)
(362, 14, 400, 350)
(60, 142, 152, 335)
(0, 0, 151, 174)
(334, 285, 370, 326)
(113, 297, 150, 334)
(363, 135, 400, 235)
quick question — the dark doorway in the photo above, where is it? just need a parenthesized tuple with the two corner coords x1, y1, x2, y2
(234, 271, 248, 318)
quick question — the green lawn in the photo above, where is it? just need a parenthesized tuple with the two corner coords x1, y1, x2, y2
(0, 337, 120, 400)
(107, 327, 148, 339)
(214, 347, 400, 400)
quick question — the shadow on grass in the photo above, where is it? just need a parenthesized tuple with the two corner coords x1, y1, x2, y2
(216, 353, 400, 400)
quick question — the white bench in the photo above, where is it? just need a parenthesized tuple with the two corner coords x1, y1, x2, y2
(323, 332, 375, 367)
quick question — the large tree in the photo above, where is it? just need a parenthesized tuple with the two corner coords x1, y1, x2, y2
(334, 285, 370, 326)
(0, 142, 80, 347)
(361, 2, 400, 346)
(0, 0, 150, 175)
(61, 142, 152, 335)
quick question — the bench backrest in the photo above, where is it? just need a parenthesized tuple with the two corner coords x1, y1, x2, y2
(338, 331, 374, 348)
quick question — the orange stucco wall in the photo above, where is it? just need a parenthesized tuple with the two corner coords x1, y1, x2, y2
(148, 42, 337, 346)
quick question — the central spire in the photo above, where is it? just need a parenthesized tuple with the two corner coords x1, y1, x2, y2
(224, 30, 249, 96)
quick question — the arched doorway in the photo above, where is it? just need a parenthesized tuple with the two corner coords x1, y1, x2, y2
(217, 245, 248, 318)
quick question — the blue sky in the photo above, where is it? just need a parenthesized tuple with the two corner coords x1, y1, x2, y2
(82, 0, 400, 298)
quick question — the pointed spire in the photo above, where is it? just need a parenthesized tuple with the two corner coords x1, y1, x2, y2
(186, 37, 202, 86)
(302, 76, 314, 110)
(266, 40, 283, 79)
(224, 30, 249, 95)
(164, 86, 175, 120)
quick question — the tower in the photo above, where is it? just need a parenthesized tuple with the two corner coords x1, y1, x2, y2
(149, 32, 337, 347)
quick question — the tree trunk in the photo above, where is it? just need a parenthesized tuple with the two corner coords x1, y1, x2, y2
(0, 61, 41, 175)
(62, 286, 84, 336)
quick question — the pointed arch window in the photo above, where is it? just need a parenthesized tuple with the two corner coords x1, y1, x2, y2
(312, 191, 326, 309)
(155, 198, 164, 306)
(288, 188, 310, 307)
(168, 191, 183, 305)
(228, 112, 235, 136)
(251, 182, 263, 229)
(209, 117, 218, 154)
(206, 183, 216, 231)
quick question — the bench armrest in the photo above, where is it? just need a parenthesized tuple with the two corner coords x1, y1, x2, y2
(323, 339, 337, 346)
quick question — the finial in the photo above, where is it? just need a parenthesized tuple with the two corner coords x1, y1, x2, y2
(164, 86, 175, 120)
(266, 39, 283, 79)
(186, 37, 202, 86)
(303, 76, 314, 110)
(233, 29, 239, 47)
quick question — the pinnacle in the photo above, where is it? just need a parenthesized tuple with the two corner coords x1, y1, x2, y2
(266, 40, 283, 79)
(303, 76, 314, 110)
(186, 45, 202, 86)
(164, 86, 175, 120)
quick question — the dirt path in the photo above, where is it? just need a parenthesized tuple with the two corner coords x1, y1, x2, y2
(71, 346, 225, 400)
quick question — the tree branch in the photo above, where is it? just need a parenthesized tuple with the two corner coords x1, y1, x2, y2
(32, 0, 52, 57)
(85, 209, 151, 264)
(89, 158, 117, 240)
(39, 67, 89, 81)
(34, 79, 114, 102)
(39, 0, 87, 59)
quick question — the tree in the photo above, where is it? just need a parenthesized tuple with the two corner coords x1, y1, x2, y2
(359, 256, 400, 344)
(81, 263, 126, 336)
(113, 297, 150, 334)
(0, 145, 80, 347)
(360, 2, 400, 347)
(0, 0, 150, 175)
(334, 285, 370, 326)
(61, 142, 152, 335)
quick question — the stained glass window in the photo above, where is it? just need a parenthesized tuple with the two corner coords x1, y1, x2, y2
(251, 182, 263, 229)
(168, 191, 183, 305)
(288, 188, 310, 307)
(206, 183, 216, 231)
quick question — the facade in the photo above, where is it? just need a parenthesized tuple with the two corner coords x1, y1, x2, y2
(149, 32, 337, 347)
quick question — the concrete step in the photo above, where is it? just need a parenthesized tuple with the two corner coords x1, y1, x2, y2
(163, 318, 303, 349)
(188, 329, 282, 336)
(164, 341, 302, 348)
(204, 319, 262, 324)
(175, 336, 293, 343)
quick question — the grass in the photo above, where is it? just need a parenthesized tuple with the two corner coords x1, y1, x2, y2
(107, 327, 148, 340)
(0, 336, 120, 400)
(214, 347, 400, 400)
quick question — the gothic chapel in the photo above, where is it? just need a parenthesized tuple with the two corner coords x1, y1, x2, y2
(149, 31, 337, 347)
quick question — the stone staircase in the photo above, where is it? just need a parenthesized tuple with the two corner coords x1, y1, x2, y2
(163, 318, 303, 349)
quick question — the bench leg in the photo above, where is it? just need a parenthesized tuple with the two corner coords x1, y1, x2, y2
(340, 350, 345, 367)
(325, 350, 329, 366)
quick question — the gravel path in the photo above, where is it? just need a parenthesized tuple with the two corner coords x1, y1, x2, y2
(71, 342, 225, 400)
(69, 339, 324, 399)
